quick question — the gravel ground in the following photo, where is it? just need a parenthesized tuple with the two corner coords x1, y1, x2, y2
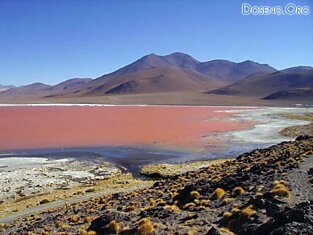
(287, 154, 313, 205)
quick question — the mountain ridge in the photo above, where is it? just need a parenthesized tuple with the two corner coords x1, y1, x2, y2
(1, 52, 311, 104)
(60, 52, 277, 96)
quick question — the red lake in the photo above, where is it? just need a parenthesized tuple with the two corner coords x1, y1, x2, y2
(0, 105, 256, 151)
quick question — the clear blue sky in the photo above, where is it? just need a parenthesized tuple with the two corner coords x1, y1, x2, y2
(0, 0, 312, 86)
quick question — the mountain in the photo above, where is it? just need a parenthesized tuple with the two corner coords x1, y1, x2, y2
(1, 79, 93, 98)
(86, 66, 223, 95)
(109, 54, 170, 77)
(208, 66, 313, 98)
(61, 52, 275, 97)
(48, 78, 93, 92)
(102, 53, 275, 84)
(0, 53, 279, 99)
(195, 60, 276, 84)
(100, 52, 200, 78)
(53, 53, 217, 96)
(162, 52, 200, 69)
(0, 84, 15, 92)
(263, 88, 313, 101)
(2, 82, 51, 96)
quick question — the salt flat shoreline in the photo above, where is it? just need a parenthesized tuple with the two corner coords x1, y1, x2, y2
(0, 103, 259, 108)
(0, 104, 311, 112)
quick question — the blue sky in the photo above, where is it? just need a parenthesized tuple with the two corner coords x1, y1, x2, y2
(0, 0, 312, 86)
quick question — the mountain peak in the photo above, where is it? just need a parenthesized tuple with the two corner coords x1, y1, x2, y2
(49, 78, 93, 91)
(240, 60, 259, 65)
(282, 66, 313, 73)
(142, 53, 159, 59)
(109, 52, 200, 77)
(165, 52, 193, 57)
(162, 52, 199, 69)
(163, 52, 197, 59)
(132, 53, 166, 66)
(23, 82, 50, 88)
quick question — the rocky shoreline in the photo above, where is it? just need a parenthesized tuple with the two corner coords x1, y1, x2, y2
(140, 159, 226, 179)
(1, 136, 313, 234)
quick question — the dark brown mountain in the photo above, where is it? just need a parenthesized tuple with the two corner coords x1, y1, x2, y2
(87, 66, 223, 95)
(0, 53, 295, 100)
(59, 53, 276, 96)
(195, 60, 276, 84)
(52, 53, 215, 96)
(162, 52, 200, 69)
(208, 66, 313, 98)
(263, 88, 313, 101)
(48, 78, 93, 92)
(103, 53, 275, 83)
(109, 53, 170, 77)
(95, 52, 200, 78)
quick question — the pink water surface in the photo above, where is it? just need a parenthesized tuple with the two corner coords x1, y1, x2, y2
(0, 106, 256, 151)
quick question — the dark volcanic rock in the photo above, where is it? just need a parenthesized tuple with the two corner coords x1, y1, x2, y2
(173, 184, 197, 207)
(89, 214, 132, 234)
(252, 201, 313, 235)
(296, 135, 313, 141)
(206, 226, 223, 235)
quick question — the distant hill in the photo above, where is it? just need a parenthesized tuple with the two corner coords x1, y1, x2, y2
(263, 88, 313, 101)
(208, 66, 313, 98)
(195, 60, 276, 84)
(0, 84, 15, 92)
(48, 78, 93, 92)
(2, 82, 51, 96)
(1, 78, 92, 97)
